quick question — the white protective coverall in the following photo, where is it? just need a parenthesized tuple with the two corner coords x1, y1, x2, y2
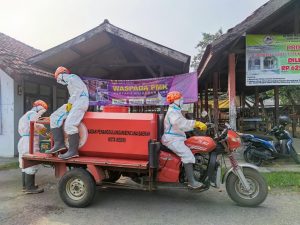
(161, 103, 196, 164)
(18, 108, 45, 174)
(50, 73, 89, 134)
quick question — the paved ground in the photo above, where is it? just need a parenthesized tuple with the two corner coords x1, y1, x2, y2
(0, 139, 299, 225)
(0, 167, 300, 225)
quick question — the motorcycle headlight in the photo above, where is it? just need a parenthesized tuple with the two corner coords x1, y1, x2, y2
(231, 137, 241, 143)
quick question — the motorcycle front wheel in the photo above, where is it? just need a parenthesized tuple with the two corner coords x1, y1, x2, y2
(226, 168, 268, 207)
(290, 146, 300, 164)
(243, 148, 263, 166)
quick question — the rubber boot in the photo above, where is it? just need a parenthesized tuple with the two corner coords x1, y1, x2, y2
(58, 133, 79, 160)
(22, 172, 25, 192)
(183, 163, 204, 189)
(45, 127, 66, 154)
(22, 172, 38, 192)
(25, 174, 44, 194)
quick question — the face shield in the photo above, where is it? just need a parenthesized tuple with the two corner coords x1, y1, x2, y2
(174, 97, 184, 109)
(57, 73, 68, 85)
(33, 105, 46, 117)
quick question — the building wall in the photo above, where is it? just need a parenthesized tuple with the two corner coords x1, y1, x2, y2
(0, 69, 15, 157)
(14, 78, 24, 156)
(0, 71, 68, 158)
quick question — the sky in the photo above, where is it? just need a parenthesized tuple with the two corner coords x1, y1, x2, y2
(0, 0, 269, 58)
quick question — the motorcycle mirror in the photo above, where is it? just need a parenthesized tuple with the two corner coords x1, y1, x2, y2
(208, 123, 215, 128)
(225, 122, 231, 128)
(201, 111, 208, 118)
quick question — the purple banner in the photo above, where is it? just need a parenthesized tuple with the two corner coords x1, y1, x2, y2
(82, 72, 198, 106)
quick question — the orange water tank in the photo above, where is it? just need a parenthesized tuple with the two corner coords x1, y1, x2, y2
(79, 112, 157, 160)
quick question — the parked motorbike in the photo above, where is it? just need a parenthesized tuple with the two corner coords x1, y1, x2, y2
(242, 116, 300, 166)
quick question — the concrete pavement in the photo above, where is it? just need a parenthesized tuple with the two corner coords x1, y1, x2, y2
(0, 139, 299, 225)
(0, 166, 300, 225)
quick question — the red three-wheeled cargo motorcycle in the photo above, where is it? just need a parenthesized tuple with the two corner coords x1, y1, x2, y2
(23, 107, 268, 208)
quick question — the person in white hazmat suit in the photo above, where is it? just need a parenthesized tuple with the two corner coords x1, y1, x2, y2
(45, 66, 89, 160)
(18, 100, 48, 194)
(161, 91, 207, 189)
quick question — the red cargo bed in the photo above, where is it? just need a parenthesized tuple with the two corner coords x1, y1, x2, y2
(23, 152, 149, 169)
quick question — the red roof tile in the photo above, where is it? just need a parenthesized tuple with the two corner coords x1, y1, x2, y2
(0, 32, 52, 78)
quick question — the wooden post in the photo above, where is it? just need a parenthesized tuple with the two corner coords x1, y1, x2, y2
(205, 82, 209, 112)
(240, 91, 245, 131)
(274, 86, 279, 125)
(254, 87, 259, 117)
(200, 89, 203, 113)
(213, 72, 219, 130)
(254, 87, 259, 131)
(228, 53, 236, 130)
(241, 91, 245, 117)
(293, 0, 299, 133)
(295, 1, 300, 33)
(196, 92, 200, 119)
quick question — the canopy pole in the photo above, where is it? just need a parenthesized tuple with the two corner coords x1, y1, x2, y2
(228, 53, 236, 130)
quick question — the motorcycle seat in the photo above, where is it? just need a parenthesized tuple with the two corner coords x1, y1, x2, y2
(240, 134, 254, 141)
(253, 134, 274, 141)
(160, 144, 174, 154)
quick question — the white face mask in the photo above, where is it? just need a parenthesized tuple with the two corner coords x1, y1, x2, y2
(174, 98, 184, 109)
(178, 98, 184, 108)
(57, 74, 67, 85)
(37, 108, 46, 117)
(33, 106, 46, 117)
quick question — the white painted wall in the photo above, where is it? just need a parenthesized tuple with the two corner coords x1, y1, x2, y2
(14, 78, 24, 156)
(0, 69, 15, 157)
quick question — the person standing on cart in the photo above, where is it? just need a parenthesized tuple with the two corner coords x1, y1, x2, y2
(161, 91, 207, 189)
(18, 100, 48, 194)
(45, 66, 89, 160)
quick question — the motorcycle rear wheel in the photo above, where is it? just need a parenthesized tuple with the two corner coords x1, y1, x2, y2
(290, 146, 300, 164)
(226, 168, 268, 207)
(243, 148, 263, 166)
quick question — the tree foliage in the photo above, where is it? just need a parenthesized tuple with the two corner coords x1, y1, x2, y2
(266, 86, 300, 106)
(191, 28, 223, 71)
(279, 86, 300, 106)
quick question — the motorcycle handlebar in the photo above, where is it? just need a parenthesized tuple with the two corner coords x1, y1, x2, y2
(266, 126, 281, 135)
(214, 127, 228, 142)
